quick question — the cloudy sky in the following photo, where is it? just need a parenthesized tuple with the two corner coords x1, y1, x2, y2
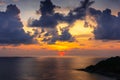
(0, 0, 120, 57)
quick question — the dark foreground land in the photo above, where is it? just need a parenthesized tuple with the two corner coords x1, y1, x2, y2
(77, 56, 120, 80)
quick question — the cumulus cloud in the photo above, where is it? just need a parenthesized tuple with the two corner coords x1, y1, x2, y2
(28, 0, 94, 44)
(0, 4, 34, 44)
(28, 0, 63, 28)
(89, 8, 120, 40)
(28, 0, 94, 27)
(38, 27, 74, 44)
(65, 0, 94, 23)
(28, 0, 120, 41)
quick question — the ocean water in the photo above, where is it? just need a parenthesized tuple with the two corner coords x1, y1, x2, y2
(0, 56, 115, 80)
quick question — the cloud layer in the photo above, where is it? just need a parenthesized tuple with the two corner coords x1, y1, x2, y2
(0, 4, 34, 44)
(89, 8, 120, 40)
(28, 0, 94, 44)
(1, 0, 120, 46)
(28, 0, 120, 44)
(29, 0, 95, 28)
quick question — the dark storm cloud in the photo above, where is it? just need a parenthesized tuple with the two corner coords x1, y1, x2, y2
(40, 0, 56, 15)
(59, 27, 73, 41)
(65, 0, 94, 23)
(28, 0, 63, 28)
(28, 0, 94, 27)
(28, 0, 94, 43)
(89, 8, 120, 40)
(41, 27, 74, 44)
(0, 4, 34, 44)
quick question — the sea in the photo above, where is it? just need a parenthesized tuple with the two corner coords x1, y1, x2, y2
(0, 56, 116, 80)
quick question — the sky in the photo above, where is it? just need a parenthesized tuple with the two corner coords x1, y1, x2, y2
(0, 0, 120, 57)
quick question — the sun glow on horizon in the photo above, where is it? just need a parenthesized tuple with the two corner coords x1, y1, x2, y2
(20, 16, 120, 52)
(59, 51, 65, 56)
(47, 41, 80, 51)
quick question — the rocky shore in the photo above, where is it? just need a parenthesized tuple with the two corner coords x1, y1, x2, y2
(77, 56, 120, 80)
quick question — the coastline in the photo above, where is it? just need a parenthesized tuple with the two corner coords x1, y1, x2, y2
(76, 56, 120, 80)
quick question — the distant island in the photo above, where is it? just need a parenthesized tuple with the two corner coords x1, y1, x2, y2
(77, 56, 120, 80)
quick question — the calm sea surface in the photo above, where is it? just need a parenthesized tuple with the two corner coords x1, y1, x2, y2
(0, 56, 115, 80)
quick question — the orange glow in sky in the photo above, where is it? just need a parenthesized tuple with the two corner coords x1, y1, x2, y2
(6, 17, 120, 53)
(69, 20, 94, 36)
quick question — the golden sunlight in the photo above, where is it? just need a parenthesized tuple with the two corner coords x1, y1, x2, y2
(23, 22, 34, 35)
(47, 41, 80, 51)
(56, 22, 69, 35)
(69, 20, 94, 36)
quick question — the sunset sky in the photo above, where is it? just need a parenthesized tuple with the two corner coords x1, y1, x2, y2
(0, 0, 120, 57)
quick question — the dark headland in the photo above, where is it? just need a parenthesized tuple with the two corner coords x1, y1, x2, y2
(77, 56, 120, 80)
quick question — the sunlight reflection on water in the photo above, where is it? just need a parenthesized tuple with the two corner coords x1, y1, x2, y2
(0, 57, 115, 80)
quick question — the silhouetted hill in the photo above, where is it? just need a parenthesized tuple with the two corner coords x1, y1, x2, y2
(77, 56, 120, 80)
